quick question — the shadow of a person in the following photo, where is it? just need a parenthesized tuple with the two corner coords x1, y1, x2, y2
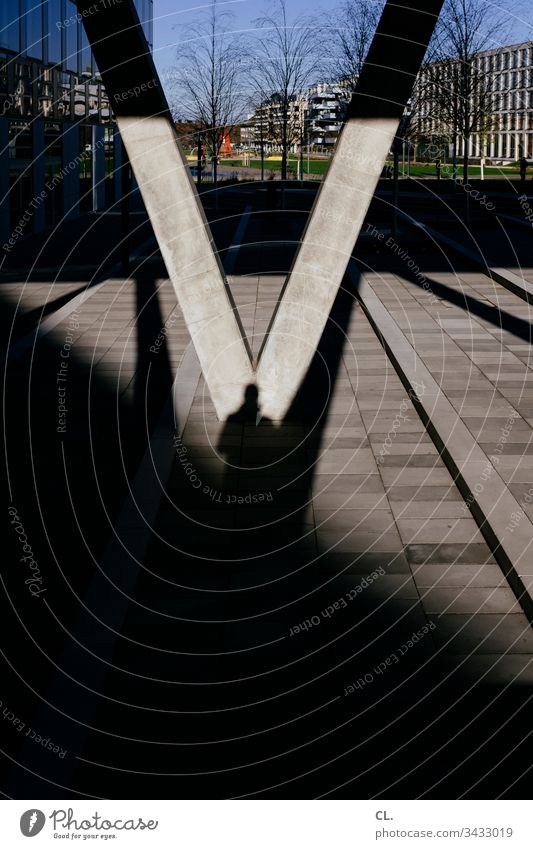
(217, 382, 314, 571)
(217, 384, 275, 517)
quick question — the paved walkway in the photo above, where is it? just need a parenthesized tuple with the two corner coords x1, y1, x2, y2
(3, 257, 533, 798)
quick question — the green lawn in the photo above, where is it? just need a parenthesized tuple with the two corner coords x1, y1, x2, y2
(398, 162, 521, 178)
(221, 158, 329, 175)
(218, 158, 523, 179)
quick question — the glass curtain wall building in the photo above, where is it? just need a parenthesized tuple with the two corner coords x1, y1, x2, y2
(0, 0, 153, 245)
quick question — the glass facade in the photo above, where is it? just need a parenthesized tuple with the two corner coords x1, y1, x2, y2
(0, 0, 153, 242)
(25, 0, 44, 60)
(64, 1, 79, 72)
(0, 2, 20, 52)
(1, 0, 152, 72)
(47, 0, 62, 64)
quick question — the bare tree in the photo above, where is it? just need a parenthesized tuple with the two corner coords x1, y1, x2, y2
(250, 0, 319, 180)
(327, 0, 384, 89)
(169, 1, 246, 187)
(246, 89, 270, 181)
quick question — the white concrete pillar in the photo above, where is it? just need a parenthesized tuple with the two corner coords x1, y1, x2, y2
(118, 115, 254, 418)
(256, 116, 399, 419)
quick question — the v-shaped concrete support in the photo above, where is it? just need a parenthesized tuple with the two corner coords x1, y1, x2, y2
(77, 0, 443, 420)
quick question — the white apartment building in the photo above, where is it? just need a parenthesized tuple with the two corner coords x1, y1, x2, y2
(243, 83, 349, 153)
(306, 83, 350, 150)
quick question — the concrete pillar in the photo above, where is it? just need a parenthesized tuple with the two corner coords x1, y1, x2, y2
(62, 122, 79, 220)
(31, 120, 45, 233)
(79, 0, 445, 421)
(118, 115, 254, 416)
(0, 118, 10, 249)
(256, 0, 445, 419)
(92, 124, 105, 211)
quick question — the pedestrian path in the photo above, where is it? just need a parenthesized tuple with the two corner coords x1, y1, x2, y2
(52, 274, 533, 799)
(356, 255, 533, 623)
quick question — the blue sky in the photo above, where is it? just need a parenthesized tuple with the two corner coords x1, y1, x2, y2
(152, 0, 533, 78)
(152, 0, 346, 76)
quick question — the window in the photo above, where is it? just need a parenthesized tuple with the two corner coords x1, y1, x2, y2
(47, 0, 62, 64)
(64, 3, 78, 72)
(25, 0, 44, 60)
(79, 27, 91, 75)
(0, 1, 21, 51)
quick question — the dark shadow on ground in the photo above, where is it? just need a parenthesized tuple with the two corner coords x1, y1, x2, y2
(38, 270, 532, 799)
(2, 195, 533, 800)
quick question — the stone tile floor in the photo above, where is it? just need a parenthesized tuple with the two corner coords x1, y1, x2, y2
(4, 266, 533, 799)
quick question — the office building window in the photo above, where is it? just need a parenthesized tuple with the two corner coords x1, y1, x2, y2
(64, 2, 78, 72)
(80, 27, 91, 75)
(25, 0, 44, 60)
(0, 1, 21, 51)
(47, 0, 62, 64)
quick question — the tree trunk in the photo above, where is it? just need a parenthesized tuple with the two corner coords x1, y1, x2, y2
(260, 123, 265, 182)
(281, 110, 287, 181)
(452, 131, 458, 192)
(197, 135, 202, 189)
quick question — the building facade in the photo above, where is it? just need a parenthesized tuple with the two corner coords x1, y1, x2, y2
(243, 41, 533, 166)
(306, 83, 350, 151)
(243, 82, 350, 156)
(0, 0, 153, 247)
(414, 41, 533, 163)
